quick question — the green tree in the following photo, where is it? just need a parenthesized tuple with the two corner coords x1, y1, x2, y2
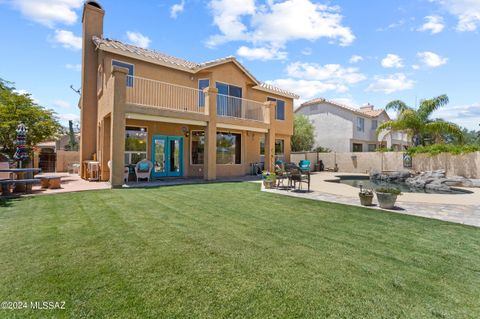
(377, 94, 463, 146)
(64, 120, 79, 151)
(291, 114, 315, 152)
(0, 79, 62, 157)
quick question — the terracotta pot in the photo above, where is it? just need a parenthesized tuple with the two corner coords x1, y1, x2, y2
(359, 194, 374, 206)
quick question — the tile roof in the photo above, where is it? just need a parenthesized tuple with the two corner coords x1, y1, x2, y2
(298, 98, 387, 118)
(92, 36, 299, 99)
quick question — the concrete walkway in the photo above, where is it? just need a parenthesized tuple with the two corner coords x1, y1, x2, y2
(263, 172, 480, 227)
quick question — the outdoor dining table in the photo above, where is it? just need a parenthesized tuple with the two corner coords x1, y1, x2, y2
(0, 168, 42, 192)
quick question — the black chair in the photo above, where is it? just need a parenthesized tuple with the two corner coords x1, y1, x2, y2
(289, 168, 310, 192)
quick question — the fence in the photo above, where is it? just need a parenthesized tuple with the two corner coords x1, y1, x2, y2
(291, 151, 480, 178)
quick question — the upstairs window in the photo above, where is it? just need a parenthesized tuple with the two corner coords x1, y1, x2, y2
(356, 117, 365, 132)
(267, 97, 285, 120)
(216, 82, 242, 117)
(112, 60, 134, 87)
(198, 79, 209, 107)
(371, 120, 378, 130)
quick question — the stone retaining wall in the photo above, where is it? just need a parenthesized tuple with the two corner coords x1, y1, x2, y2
(291, 151, 480, 178)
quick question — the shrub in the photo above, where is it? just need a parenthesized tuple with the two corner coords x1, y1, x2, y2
(376, 187, 402, 195)
(406, 144, 480, 156)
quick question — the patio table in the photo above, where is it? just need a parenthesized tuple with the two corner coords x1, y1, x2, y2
(0, 168, 42, 192)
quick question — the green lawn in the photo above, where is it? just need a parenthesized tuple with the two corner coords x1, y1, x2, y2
(0, 183, 479, 318)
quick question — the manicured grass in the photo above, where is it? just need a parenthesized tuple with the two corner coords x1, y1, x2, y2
(0, 183, 479, 318)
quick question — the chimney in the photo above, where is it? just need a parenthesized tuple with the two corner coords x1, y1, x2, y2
(360, 103, 374, 111)
(79, 1, 105, 171)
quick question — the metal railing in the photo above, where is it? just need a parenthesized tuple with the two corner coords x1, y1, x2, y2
(126, 76, 205, 114)
(216, 94, 265, 122)
(125, 76, 268, 122)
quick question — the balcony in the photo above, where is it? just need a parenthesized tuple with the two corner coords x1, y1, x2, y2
(125, 76, 268, 123)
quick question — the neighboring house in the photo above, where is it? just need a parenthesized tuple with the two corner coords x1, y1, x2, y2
(79, 1, 298, 186)
(295, 98, 410, 153)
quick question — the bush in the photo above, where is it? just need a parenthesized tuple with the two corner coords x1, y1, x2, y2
(376, 187, 402, 195)
(406, 144, 480, 156)
(312, 146, 331, 153)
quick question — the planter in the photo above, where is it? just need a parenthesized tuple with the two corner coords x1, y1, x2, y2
(359, 194, 374, 206)
(263, 179, 276, 189)
(376, 192, 398, 209)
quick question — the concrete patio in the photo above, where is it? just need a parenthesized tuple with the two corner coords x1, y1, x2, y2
(263, 172, 480, 227)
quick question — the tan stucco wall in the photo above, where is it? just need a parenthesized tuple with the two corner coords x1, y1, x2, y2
(291, 151, 480, 178)
(121, 119, 276, 178)
(56, 151, 80, 172)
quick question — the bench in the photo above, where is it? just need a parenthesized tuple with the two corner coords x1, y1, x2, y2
(0, 179, 40, 195)
(38, 176, 62, 189)
(0, 179, 15, 196)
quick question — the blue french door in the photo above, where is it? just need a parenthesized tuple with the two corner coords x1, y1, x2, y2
(152, 135, 183, 178)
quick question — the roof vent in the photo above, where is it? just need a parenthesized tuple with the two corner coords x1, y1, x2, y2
(360, 103, 374, 111)
(86, 1, 102, 9)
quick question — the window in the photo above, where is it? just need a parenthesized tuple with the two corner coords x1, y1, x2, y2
(216, 82, 242, 117)
(125, 126, 147, 164)
(268, 97, 286, 120)
(191, 131, 205, 164)
(198, 79, 209, 107)
(275, 139, 285, 160)
(368, 144, 377, 152)
(371, 120, 378, 130)
(112, 60, 134, 87)
(356, 117, 365, 132)
(217, 132, 241, 164)
(352, 143, 363, 152)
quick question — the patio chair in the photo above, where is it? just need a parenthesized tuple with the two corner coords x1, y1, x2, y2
(298, 160, 311, 172)
(289, 168, 310, 192)
(134, 159, 153, 182)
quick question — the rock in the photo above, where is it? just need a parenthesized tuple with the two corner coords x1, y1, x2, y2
(468, 179, 480, 188)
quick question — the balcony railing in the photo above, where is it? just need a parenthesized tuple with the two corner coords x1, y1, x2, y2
(126, 76, 205, 114)
(216, 94, 266, 122)
(125, 75, 268, 123)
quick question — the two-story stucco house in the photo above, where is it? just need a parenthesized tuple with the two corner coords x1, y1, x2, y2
(79, 1, 298, 187)
(295, 98, 410, 152)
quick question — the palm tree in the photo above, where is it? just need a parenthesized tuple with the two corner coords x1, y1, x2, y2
(376, 94, 464, 146)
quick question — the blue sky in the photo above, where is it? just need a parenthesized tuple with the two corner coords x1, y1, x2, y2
(0, 0, 479, 129)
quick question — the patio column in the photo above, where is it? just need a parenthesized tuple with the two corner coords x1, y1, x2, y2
(264, 101, 276, 172)
(204, 87, 218, 180)
(110, 66, 128, 187)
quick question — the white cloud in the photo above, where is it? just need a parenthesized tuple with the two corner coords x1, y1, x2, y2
(349, 55, 363, 63)
(381, 54, 404, 68)
(207, 0, 355, 59)
(377, 19, 406, 31)
(431, 0, 480, 31)
(265, 62, 366, 102)
(412, 64, 420, 70)
(52, 29, 81, 50)
(126, 31, 151, 48)
(53, 100, 72, 109)
(8, 0, 83, 28)
(432, 103, 480, 130)
(286, 62, 366, 84)
(58, 113, 80, 123)
(417, 51, 447, 68)
(237, 46, 287, 61)
(417, 15, 445, 34)
(170, 0, 185, 19)
(366, 73, 414, 94)
(65, 63, 81, 71)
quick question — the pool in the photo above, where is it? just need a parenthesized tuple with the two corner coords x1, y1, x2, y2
(330, 175, 472, 194)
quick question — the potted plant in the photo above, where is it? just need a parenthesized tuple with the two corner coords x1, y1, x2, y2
(375, 187, 402, 209)
(358, 185, 374, 206)
(262, 171, 277, 189)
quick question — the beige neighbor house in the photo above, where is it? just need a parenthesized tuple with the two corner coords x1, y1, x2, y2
(79, 1, 298, 187)
(295, 98, 410, 153)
